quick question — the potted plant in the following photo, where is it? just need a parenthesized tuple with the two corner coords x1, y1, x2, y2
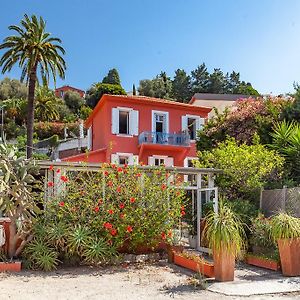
(203, 202, 245, 282)
(173, 250, 214, 278)
(245, 253, 280, 271)
(0, 249, 21, 272)
(270, 212, 300, 276)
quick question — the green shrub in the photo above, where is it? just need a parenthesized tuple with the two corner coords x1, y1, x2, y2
(196, 138, 284, 202)
(249, 214, 276, 250)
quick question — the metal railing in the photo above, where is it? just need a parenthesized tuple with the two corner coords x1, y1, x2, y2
(138, 131, 190, 146)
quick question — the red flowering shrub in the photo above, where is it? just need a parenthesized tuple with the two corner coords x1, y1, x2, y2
(42, 164, 185, 256)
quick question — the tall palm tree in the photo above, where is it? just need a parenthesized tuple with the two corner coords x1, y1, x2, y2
(0, 14, 66, 158)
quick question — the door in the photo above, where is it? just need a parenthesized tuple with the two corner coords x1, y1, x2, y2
(154, 113, 167, 144)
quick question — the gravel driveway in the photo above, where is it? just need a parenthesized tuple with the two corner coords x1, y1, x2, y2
(0, 262, 299, 300)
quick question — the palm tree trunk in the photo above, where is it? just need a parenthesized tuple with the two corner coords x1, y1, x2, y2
(26, 65, 37, 158)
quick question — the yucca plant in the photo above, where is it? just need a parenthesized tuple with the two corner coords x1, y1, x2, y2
(203, 202, 246, 258)
(270, 212, 300, 241)
(47, 221, 67, 250)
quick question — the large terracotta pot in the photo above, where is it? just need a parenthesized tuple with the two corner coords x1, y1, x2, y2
(213, 248, 235, 281)
(277, 238, 300, 276)
(0, 261, 21, 272)
(166, 244, 184, 263)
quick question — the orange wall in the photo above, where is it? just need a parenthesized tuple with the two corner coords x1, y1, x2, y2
(86, 96, 208, 166)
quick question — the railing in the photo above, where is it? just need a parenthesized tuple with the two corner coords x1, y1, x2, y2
(138, 131, 190, 146)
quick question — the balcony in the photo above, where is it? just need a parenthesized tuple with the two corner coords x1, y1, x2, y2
(138, 131, 190, 147)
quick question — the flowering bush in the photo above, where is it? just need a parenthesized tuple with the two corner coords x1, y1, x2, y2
(24, 164, 185, 270)
(198, 96, 292, 150)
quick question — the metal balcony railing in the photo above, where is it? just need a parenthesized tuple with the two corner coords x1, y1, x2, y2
(138, 131, 190, 146)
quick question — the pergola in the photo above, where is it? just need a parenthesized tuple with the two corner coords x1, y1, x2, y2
(38, 161, 222, 253)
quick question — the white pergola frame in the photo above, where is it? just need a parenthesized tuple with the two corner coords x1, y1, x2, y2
(38, 161, 221, 253)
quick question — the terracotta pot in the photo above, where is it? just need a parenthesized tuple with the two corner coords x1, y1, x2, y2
(246, 254, 280, 271)
(277, 238, 300, 276)
(213, 249, 235, 281)
(0, 261, 21, 272)
(173, 253, 214, 277)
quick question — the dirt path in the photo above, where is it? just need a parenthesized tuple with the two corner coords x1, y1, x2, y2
(0, 263, 299, 300)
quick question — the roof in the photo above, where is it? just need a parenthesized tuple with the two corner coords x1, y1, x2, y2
(190, 93, 250, 104)
(55, 85, 85, 93)
(85, 94, 212, 127)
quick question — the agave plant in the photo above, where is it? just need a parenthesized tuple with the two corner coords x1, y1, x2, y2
(24, 238, 59, 271)
(67, 225, 91, 256)
(270, 212, 300, 241)
(83, 237, 116, 265)
(203, 202, 246, 257)
(47, 221, 68, 250)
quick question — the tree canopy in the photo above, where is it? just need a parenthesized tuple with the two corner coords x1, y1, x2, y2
(138, 63, 259, 102)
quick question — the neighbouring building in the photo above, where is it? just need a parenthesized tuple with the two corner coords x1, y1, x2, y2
(63, 94, 211, 167)
(55, 85, 85, 98)
(190, 93, 250, 118)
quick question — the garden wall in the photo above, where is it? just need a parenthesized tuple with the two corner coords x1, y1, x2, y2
(260, 187, 300, 217)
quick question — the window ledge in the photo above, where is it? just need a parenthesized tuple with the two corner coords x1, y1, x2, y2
(116, 134, 134, 138)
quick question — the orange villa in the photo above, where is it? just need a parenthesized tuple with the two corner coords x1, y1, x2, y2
(64, 94, 211, 167)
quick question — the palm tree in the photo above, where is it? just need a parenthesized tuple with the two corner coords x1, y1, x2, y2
(35, 86, 59, 121)
(0, 14, 66, 158)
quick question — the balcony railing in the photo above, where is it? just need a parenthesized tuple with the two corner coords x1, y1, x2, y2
(138, 131, 190, 146)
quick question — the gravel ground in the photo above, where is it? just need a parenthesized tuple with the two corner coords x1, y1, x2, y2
(0, 262, 299, 300)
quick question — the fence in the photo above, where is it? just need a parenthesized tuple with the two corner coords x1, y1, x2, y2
(260, 187, 300, 217)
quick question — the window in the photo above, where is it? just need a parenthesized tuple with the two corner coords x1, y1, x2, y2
(60, 91, 64, 97)
(119, 111, 129, 134)
(119, 156, 129, 165)
(111, 153, 139, 165)
(187, 117, 197, 140)
(112, 108, 139, 136)
(154, 158, 165, 166)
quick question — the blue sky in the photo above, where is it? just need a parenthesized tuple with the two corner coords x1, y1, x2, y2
(0, 0, 300, 95)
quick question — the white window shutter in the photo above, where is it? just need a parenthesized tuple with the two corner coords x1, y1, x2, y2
(196, 117, 205, 131)
(148, 156, 155, 166)
(129, 110, 139, 136)
(165, 157, 174, 167)
(181, 115, 188, 131)
(111, 154, 119, 164)
(165, 112, 169, 133)
(112, 108, 119, 134)
(87, 126, 92, 150)
(128, 155, 139, 165)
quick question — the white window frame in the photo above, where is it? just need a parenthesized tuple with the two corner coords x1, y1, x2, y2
(111, 153, 139, 165)
(148, 155, 174, 167)
(152, 110, 169, 133)
(182, 114, 204, 142)
(112, 107, 139, 137)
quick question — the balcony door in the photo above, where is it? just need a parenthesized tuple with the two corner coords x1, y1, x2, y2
(152, 111, 169, 144)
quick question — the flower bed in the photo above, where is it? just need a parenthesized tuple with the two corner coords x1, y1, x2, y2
(245, 253, 280, 271)
(173, 252, 214, 278)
